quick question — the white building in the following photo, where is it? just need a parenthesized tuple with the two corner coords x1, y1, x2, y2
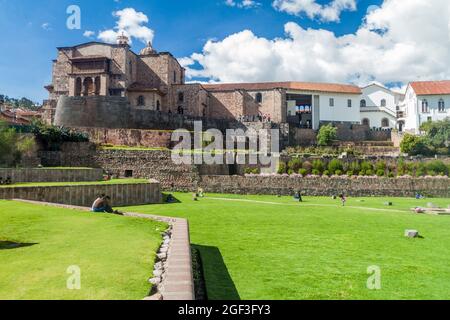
(359, 83, 403, 130)
(400, 80, 450, 133)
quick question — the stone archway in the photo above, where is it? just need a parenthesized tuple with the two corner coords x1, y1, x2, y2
(83, 77, 94, 96)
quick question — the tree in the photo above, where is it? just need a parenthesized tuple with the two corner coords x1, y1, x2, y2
(420, 119, 450, 155)
(0, 121, 36, 167)
(317, 124, 337, 146)
(400, 134, 430, 156)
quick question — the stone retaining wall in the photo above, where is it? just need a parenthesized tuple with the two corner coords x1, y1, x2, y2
(0, 181, 162, 207)
(199, 175, 450, 198)
(0, 168, 103, 183)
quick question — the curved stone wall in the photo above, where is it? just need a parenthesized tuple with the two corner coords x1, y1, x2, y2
(54, 96, 247, 131)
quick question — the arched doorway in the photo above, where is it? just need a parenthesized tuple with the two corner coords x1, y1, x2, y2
(362, 118, 370, 126)
(83, 77, 94, 96)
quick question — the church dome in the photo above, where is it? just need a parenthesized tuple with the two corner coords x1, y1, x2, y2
(140, 41, 156, 55)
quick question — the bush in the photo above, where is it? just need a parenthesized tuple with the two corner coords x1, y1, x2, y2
(298, 168, 308, 177)
(347, 170, 354, 177)
(312, 159, 325, 174)
(426, 161, 448, 176)
(277, 162, 287, 174)
(349, 161, 361, 173)
(359, 171, 365, 176)
(400, 134, 430, 156)
(376, 169, 385, 177)
(302, 161, 313, 174)
(366, 169, 374, 176)
(388, 171, 395, 178)
(251, 168, 260, 174)
(323, 170, 330, 176)
(375, 161, 387, 172)
(30, 120, 89, 151)
(317, 124, 337, 146)
(287, 169, 294, 175)
(328, 159, 343, 174)
(0, 121, 36, 167)
(360, 161, 373, 172)
(312, 169, 321, 175)
(288, 158, 302, 172)
(335, 169, 343, 176)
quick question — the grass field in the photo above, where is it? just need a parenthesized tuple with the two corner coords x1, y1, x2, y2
(0, 200, 166, 300)
(124, 193, 450, 300)
(0, 178, 149, 188)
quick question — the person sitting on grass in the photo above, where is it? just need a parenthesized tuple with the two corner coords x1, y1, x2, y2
(339, 194, 347, 206)
(92, 195, 122, 215)
(5, 176, 12, 185)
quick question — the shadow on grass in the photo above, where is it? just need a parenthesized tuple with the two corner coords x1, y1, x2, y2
(193, 244, 240, 300)
(162, 193, 182, 204)
(0, 241, 38, 250)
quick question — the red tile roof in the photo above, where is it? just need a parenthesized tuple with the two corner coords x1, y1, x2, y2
(410, 80, 450, 95)
(202, 81, 362, 94)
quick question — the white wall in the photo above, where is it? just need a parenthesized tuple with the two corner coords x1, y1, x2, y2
(361, 84, 397, 112)
(318, 93, 361, 123)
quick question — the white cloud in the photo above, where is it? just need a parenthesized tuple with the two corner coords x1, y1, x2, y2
(225, 0, 260, 9)
(83, 30, 95, 38)
(272, 0, 357, 22)
(98, 8, 154, 45)
(183, 0, 450, 88)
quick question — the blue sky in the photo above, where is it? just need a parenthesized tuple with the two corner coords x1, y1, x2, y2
(1, 0, 446, 102)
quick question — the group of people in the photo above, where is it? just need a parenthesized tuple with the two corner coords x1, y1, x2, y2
(237, 114, 272, 123)
(0, 176, 12, 185)
(91, 194, 123, 215)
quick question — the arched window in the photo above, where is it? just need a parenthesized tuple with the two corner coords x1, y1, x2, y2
(177, 106, 184, 115)
(381, 118, 389, 127)
(255, 93, 263, 104)
(156, 100, 160, 111)
(360, 99, 366, 108)
(74, 78, 82, 96)
(422, 99, 429, 113)
(362, 118, 370, 126)
(137, 95, 145, 106)
(439, 99, 445, 112)
(178, 92, 184, 102)
(381, 99, 387, 107)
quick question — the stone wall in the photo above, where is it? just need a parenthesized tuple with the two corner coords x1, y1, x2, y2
(0, 181, 162, 206)
(0, 168, 103, 183)
(198, 175, 450, 198)
(73, 127, 173, 148)
(54, 96, 248, 132)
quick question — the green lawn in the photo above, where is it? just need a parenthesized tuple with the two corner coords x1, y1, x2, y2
(0, 200, 167, 300)
(0, 179, 149, 188)
(124, 193, 450, 300)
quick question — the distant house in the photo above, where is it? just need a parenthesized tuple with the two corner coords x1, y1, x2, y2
(0, 107, 42, 125)
(360, 83, 403, 130)
(400, 80, 450, 133)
